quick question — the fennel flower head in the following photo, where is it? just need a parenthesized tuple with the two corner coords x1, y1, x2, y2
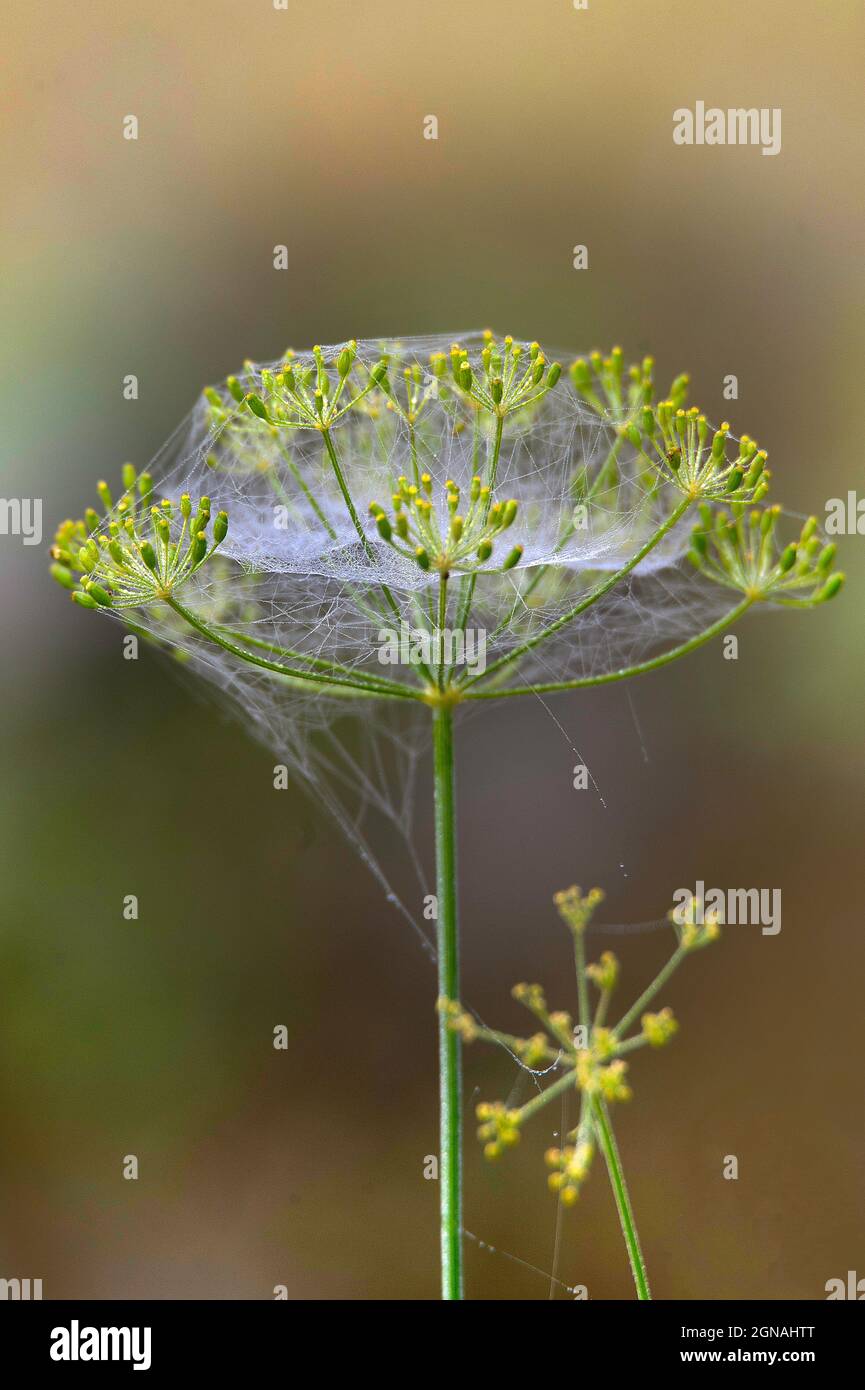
(51, 332, 841, 925)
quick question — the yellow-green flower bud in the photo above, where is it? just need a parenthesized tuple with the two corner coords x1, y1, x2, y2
(85, 582, 113, 607)
(501, 545, 523, 571)
(140, 541, 158, 571)
(641, 1007, 678, 1047)
(50, 564, 77, 591)
(819, 572, 844, 601)
(571, 358, 592, 389)
(72, 590, 99, 609)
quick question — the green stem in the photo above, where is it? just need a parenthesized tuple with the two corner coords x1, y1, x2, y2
(321, 426, 434, 684)
(438, 573, 448, 690)
(272, 448, 335, 537)
(574, 931, 590, 1040)
(450, 414, 504, 674)
(516, 1067, 577, 1124)
(321, 428, 372, 559)
(462, 597, 752, 699)
(592, 1097, 651, 1300)
(165, 597, 421, 701)
(613, 945, 686, 1039)
(216, 626, 416, 697)
(433, 703, 462, 1299)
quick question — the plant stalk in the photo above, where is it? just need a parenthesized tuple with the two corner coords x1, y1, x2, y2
(432, 703, 463, 1299)
(592, 1096, 651, 1300)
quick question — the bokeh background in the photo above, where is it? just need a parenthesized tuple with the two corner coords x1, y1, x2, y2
(2, 0, 863, 1299)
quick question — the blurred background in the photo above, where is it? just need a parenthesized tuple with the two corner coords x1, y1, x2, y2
(1, 0, 863, 1299)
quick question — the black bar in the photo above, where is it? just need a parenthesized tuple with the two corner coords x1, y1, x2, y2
(1, 1298, 859, 1375)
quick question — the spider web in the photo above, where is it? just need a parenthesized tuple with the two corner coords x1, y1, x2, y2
(99, 331, 736, 946)
(90, 332, 757, 1296)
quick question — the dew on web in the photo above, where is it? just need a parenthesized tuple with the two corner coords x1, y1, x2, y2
(464, 1229, 583, 1299)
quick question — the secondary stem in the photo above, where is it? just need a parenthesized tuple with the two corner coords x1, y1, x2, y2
(462, 597, 753, 699)
(433, 703, 462, 1299)
(460, 496, 691, 690)
(165, 597, 419, 701)
(592, 1097, 652, 1300)
(613, 945, 686, 1039)
(321, 426, 434, 684)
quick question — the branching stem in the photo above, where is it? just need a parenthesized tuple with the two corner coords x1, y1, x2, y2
(462, 597, 753, 699)
(592, 1096, 652, 1300)
(461, 497, 692, 690)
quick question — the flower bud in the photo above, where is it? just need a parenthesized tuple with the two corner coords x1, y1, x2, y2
(711, 427, 728, 461)
(779, 544, 797, 572)
(817, 543, 836, 571)
(818, 572, 844, 601)
(72, 590, 99, 609)
(50, 563, 77, 590)
(85, 582, 113, 607)
(501, 545, 523, 571)
(570, 358, 591, 389)
(744, 456, 765, 488)
(621, 422, 641, 447)
(140, 541, 158, 571)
